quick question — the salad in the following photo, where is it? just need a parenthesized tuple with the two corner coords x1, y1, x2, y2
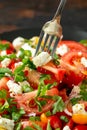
(0, 36, 87, 130)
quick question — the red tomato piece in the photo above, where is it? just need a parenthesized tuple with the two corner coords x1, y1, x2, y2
(60, 50, 87, 82)
(58, 40, 87, 52)
(48, 115, 62, 129)
(0, 77, 9, 91)
(14, 88, 58, 115)
(73, 125, 87, 130)
(1, 40, 14, 54)
(37, 65, 66, 82)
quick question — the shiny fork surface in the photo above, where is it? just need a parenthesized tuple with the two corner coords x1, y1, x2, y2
(34, 0, 67, 56)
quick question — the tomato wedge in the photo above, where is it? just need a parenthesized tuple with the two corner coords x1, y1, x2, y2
(37, 61, 66, 82)
(14, 88, 59, 115)
(73, 125, 87, 130)
(60, 50, 87, 76)
(58, 40, 87, 52)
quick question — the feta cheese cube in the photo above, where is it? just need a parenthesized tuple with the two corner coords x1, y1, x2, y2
(63, 125, 71, 130)
(7, 80, 22, 96)
(12, 37, 25, 51)
(1, 58, 11, 68)
(0, 117, 14, 130)
(72, 103, 86, 114)
(56, 44, 69, 56)
(32, 52, 52, 67)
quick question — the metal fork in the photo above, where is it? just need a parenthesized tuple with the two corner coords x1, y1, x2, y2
(34, 0, 67, 56)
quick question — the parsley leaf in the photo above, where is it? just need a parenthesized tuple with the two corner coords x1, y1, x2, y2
(19, 48, 32, 59)
(0, 53, 16, 61)
(47, 121, 52, 130)
(22, 57, 36, 70)
(52, 96, 65, 114)
(0, 43, 9, 50)
(0, 89, 7, 99)
(0, 68, 13, 78)
(53, 53, 60, 65)
(80, 40, 87, 47)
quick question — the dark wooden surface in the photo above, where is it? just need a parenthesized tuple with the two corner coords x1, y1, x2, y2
(0, 0, 87, 33)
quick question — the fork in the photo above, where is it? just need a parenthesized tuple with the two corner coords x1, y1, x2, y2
(34, 0, 67, 56)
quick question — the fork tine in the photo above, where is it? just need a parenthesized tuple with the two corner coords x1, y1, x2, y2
(34, 30, 44, 56)
(47, 35, 55, 52)
(51, 37, 59, 56)
(41, 33, 49, 51)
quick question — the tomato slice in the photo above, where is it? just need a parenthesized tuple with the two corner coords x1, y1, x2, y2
(1, 40, 14, 54)
(48, 115, 62, 129)
(37, 61, 66, 82)
(60, 50, 87, 77)
(14, 88, 58, 115)
(73, 125, 87, 130)
(0, 77, 10, 91)
(58, 40, 87, 52)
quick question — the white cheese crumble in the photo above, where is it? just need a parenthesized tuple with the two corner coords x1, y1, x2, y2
(32, 52, 52, 67)
(0, 50, 7, 56)
(14, 62, 23, 68)
(72, 103, 87, 114)
(1, 58, 11, 68)
(21, 43, 35, 57)
(12, 37, 25, 51)
(7, 80, 22, 96)
(63, 125, 71, 130)
(0, 117, 14, 130)
(81, 57, 87, 67)
(56, 44, 69, 56)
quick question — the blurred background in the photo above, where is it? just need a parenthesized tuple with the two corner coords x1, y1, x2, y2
(0, 0, 87, 34)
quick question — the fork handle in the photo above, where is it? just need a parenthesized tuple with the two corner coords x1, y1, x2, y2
(53, 0, 67, 20)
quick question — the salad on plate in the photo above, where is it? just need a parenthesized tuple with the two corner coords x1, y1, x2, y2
(0, 36, 87, 130)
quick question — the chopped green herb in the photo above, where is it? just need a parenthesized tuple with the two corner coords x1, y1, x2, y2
(33, 123, 42, 130)
(0, 89, 7, 99)
(22, 84, 33, 93)
(19, 48, 32, 59)
(29, 116, 40, 121)
(80, 40, 87, 47)
(47, 121, 52, 130)
(45, 111, 52, 117)
(14, 122, 22, 130)
(22, 57, 36, 70)
(0, 100, 9, 112)
(0, 43, 9, 50)
(52, 96, 65, 114)
(24, 126, 34, 130)
(12, 108, 25, 121)
(0, 68, 13, 78)
(60, 115, 69, 123)
(53, 53, 60, 65)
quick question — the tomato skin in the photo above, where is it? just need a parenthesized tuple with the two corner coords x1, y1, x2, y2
(58, 40, 87, 52)
(63, 71, 84, 88)
(0, 77, 9, 91)
(48, 115, 62, 129)
(1, 40, 14, 54)
(73, 125, 87, 130)
(37, 66, 66, 82)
